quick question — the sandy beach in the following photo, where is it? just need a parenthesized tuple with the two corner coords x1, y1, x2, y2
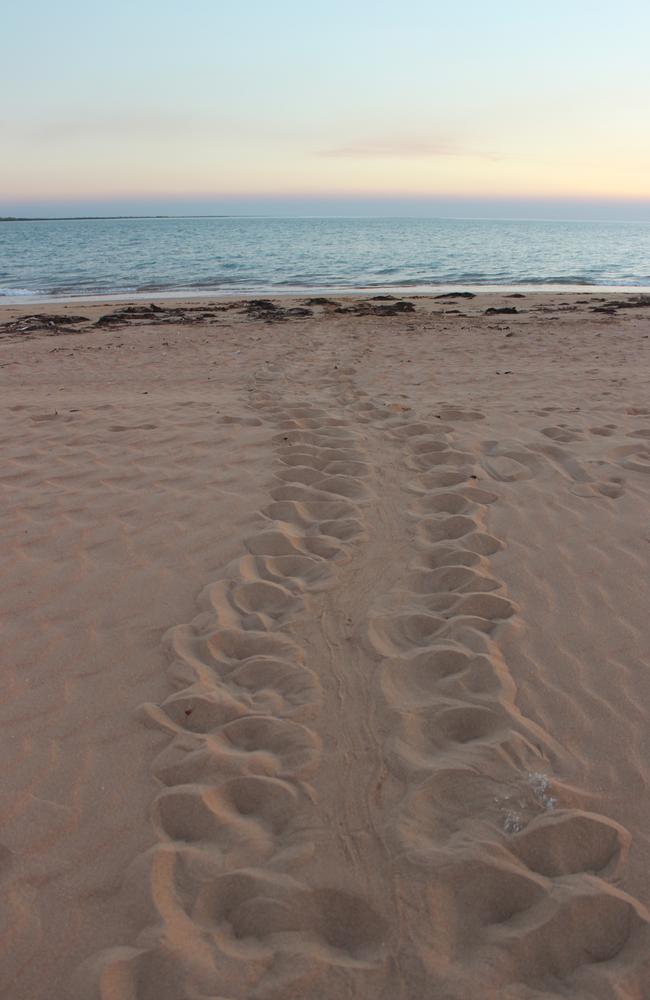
(3, 290, 650, 998)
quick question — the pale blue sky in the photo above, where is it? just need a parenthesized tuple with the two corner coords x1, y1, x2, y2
(3, 1, 650, 217)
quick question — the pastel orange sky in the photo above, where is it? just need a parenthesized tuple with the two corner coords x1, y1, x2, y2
(3, 0, 650, 216)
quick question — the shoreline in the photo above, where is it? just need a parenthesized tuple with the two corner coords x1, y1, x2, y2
(3, 282, 650, 307)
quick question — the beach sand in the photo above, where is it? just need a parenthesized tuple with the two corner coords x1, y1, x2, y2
(3, 291, 650, 998)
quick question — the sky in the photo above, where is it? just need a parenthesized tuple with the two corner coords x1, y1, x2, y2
(3, 0, 650, 219)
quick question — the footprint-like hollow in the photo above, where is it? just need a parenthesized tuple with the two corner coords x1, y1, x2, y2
(238, 553, 332, 592)
(218, 715, 321, 775)
(419, 515, 478, 543)
(228, 656, 321, 716)
(154, 775, 301, 853)
(195, 870, 388, 963)
(231, 580, 302, 621)
(312, 475, 367, 500)
(276, 417, 346, 431)
(411, 449, 473, 470)
(273, 429, 357, 447)
(246, 528, 342, 561)
(412, 470, 472, 490)
(418, 546, 482, 570)
(451, 592, 515, 622)
(610, 444, 650, 474)
(415, 493, 473, 515)
(318, 516, 365, 541)
(263, 499, 359, 527)
(412, 439, 452, 455)
(541, 426, 582, 443)
(205, 628, 303, 668)
(407, 566, 500, 595)
(434, 857, 547, 932)
(153, 786, 263, 856)
(270, 483, 359, 505)
(382, 648, 501, 705)
(161, 690, 248, 732)
(398, 763, 538, 852)
(322, 460, 370, 477)
(153, 714, 321, 785)
(275, 466, 325, 487)
(396, 422, 443, 438)
(278, 447, 362, 469)
(511, 810, 628, 877)
(433, 703, 505, 745)
(369, 612, 445, 655)
(463, 532, 503, 556)
(486, 880, 646, 983)
(437, 408, 486, 422)
(482, 452, 539, 482)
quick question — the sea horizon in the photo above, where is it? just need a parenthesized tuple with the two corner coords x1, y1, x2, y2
(3, 215, 650, 301)
(4, 212, 650, 223)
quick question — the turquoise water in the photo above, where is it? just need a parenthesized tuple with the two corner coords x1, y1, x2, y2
(2, 216, 650, 299)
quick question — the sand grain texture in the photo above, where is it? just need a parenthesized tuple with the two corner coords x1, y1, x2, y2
(2, 294, 650, 998)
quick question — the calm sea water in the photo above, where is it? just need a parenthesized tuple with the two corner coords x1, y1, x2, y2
(2, 216, 650, 300)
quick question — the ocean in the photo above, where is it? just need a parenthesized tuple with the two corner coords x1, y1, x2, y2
(2, 216, 650, 301)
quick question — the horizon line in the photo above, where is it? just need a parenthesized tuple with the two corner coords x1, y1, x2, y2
(4, 213, 650, 225)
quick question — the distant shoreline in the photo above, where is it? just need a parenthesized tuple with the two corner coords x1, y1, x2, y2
(2, 284, 650, 307)
(4, 214, 650, 224)
(0, 215, 235, 222)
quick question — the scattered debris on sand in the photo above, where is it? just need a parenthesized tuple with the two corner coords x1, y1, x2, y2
(336, 300, 416, 317)
(0, 314, 89, 338)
